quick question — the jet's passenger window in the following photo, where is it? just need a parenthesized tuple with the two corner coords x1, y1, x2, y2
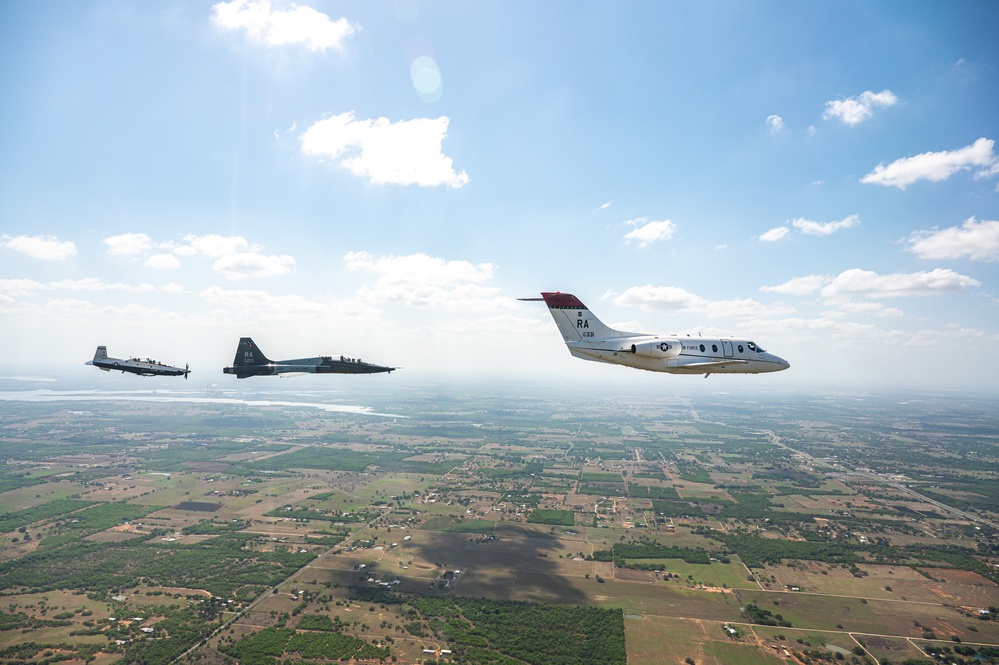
(738, 345, 744, 353)
(712, 344, 718, 353)
(699, 344, 705, 352)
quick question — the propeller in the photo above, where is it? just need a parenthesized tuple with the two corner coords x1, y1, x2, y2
(185, 363, 190, 380)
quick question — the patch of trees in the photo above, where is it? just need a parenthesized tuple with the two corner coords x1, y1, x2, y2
(219, 627, 294, 665)
(0, 640, 88, 662)
(705, 533, 861, 568)
(751, 467, 821, 487)
(0, 498, 95, 533)
(675, 463, 711, 484)
(0, 528, 317, 597)
(118, 604, 218, 665)
(502, 491, 544, 506)
(743, 603, 791, 627)
(628, 466, 667, 480)
(265, 506, 378, 523)
(219, 625, 389, 665)
(0, 610, 71, 631)
(181, 518, 251, 535)
(772, 485, 848, 496)
(245, 447, 377, 473)
(53, 500, 161, 537)
(136, 437, 266, 471)
(347, 585, 404, 605)
(408, 596, 626, 665)
(704, 531, 997, 583)
(627, 483, 680, 500)
(286, 631, 389, 661)
(445, 519, 496, 534)
(580, 472, 623, 482)
(576, 481, 627, 496)
(590, 543, 710, 565)
(0, 471, 47, 495)
(479, 467, 535, 480)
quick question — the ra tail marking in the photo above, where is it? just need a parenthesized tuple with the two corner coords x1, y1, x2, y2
(533, 292, 630, 341)
(231, 337, 272, 367)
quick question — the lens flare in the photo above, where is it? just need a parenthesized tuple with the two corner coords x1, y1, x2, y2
(410, 56, 442, 103)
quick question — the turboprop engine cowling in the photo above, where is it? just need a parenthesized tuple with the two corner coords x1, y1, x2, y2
(629, 339, 680, 359)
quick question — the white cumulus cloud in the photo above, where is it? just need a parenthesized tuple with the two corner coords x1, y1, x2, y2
(212, 253, 295, 280)
(758, 227, 790, 242)
(2, 235, 77, 261)
(761, 275, 828, 296)
(175, 234, 255, 258)
(823, 89, 897, 126)
(765, 115, 784, 134)
(211, 0, 357, 52)
(823, 299, 904, 319)
(614, 284, 792, 319)
(344, 251, 500, 309)
(145, 253, 182, 270)
(623, 218, 677, 248)
(104, 232, 153, 257)
(861, 137, 997, 189)
(821, 268, 980, 298)
(301, 112, 468, 188)
(792, 214, 860, 236)
(907, 217, 999, 262)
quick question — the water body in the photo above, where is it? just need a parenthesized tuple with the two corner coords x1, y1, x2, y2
(0, 389, 406, 418)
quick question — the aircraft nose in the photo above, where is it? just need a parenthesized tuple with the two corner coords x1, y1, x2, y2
(775, 356, 790, 371)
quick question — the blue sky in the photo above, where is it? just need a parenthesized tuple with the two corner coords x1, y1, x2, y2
(1, 1, 998, 391)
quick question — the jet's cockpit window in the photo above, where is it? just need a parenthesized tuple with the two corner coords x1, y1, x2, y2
(747, 342, 765, 353)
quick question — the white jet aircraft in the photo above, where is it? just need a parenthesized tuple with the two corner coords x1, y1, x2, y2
(523, 292, 789, 377)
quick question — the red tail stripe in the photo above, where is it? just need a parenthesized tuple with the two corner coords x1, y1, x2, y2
(541, 292, 587, 309)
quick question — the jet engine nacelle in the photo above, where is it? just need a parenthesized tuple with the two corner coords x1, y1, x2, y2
(629, 339, 680, 359)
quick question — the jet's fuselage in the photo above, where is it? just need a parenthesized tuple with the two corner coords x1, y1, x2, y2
(223, 356, 395, 378)
(566, 335, 789, 374)
(85, 347, 190, 378)
(222, 338, 395, 378)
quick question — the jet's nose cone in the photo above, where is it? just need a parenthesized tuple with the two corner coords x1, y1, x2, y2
(775, 356, 790, 371)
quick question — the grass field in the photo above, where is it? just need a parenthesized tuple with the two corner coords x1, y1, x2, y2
(701, 641, 786, 665)
(625, 616, 717, 665)
(622, 558, 759, 589)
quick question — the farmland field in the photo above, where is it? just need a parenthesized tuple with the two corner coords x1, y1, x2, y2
(0, 383, 997, 664)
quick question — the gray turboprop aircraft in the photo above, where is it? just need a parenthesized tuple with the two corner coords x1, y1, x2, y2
(222, 337, 395, 379)
(86, 346, 190, 378)
(522, 291, 789, 377)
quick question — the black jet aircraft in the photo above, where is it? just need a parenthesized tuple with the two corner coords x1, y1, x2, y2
(86, 346, 190, 378)
(222, 337, 395, 379)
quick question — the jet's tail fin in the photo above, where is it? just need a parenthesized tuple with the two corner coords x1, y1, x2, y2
(537, 292, 626, 341)
(85, 346, 109, 368)
(232, 337, 272, 367)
